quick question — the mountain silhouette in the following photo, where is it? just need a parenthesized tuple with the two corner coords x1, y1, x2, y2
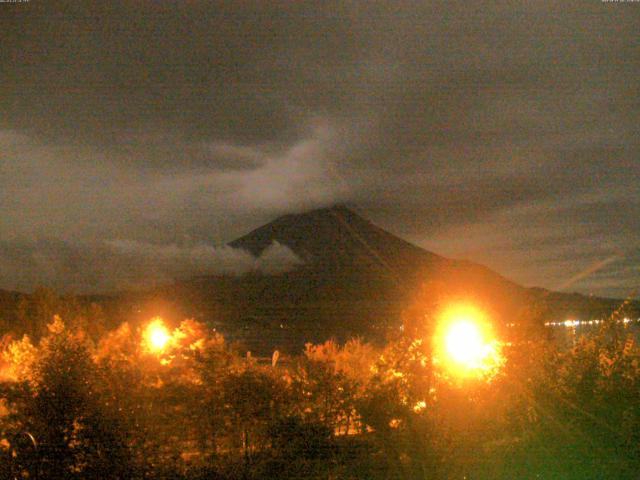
(228, 205, 524, 304)
(230, 205, 444, 277)
(165, 205, 625, 351)
(0, 206, 633, 352)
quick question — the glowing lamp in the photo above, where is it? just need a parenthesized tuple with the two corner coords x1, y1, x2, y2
(434, 305, 503, 380)
(143, 317, 171, 353)
(445, 319, 486, 367)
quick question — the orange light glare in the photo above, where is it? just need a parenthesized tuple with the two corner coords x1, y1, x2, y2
(445, 319, 485, 366)
(143, 317, 171, 353)
(434, 305, 503, 380)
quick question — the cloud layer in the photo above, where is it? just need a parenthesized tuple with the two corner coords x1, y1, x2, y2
(0, 1, 638, 296)
(0, 238, 302, 293)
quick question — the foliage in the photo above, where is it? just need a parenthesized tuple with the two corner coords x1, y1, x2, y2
(12, 287, 108, 340)
(1, 317, 135, 478)
(0, 299, 639, 479)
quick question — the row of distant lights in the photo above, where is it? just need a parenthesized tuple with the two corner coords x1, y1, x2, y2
(544, 318, 640, 328)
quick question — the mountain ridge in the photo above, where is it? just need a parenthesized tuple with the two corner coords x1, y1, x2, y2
(230, 205, 445, 275)
(0, 206, 636, 352)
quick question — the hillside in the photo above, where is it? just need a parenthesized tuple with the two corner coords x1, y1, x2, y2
(167, 206, 630, 351)
(0, 206, 634, 352)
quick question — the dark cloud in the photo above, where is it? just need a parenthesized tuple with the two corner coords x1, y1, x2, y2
(0, 1, 638, 296)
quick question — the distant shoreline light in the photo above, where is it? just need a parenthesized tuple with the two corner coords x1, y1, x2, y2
(542, 317, 639, 328)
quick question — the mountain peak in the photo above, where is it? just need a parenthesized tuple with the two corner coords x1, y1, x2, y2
(229, 205, 442, 272)
(269, 204, 362, 225)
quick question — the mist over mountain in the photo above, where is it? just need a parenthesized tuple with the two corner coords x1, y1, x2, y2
(159, 206, 633, 351)
(0, 236, 302, 294)
(1, 206, 634, 352)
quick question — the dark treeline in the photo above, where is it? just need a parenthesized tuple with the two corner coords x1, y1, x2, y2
(0, 289, 639, 479)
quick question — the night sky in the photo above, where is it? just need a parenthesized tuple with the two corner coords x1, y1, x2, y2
(1, 1, 638, 297)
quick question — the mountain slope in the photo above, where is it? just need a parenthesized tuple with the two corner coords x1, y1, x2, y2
(230, 205, 445, 277)
(1, 207, 633, 353)
(175, 206, 542, 350)
(228, 205, 524, 303)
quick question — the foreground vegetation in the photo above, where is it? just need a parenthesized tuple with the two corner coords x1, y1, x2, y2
(0, 291, 639, 479)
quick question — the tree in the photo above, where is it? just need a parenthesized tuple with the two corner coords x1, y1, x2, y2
(1, 317, 135, 478)
(221, 367, 289, 466)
